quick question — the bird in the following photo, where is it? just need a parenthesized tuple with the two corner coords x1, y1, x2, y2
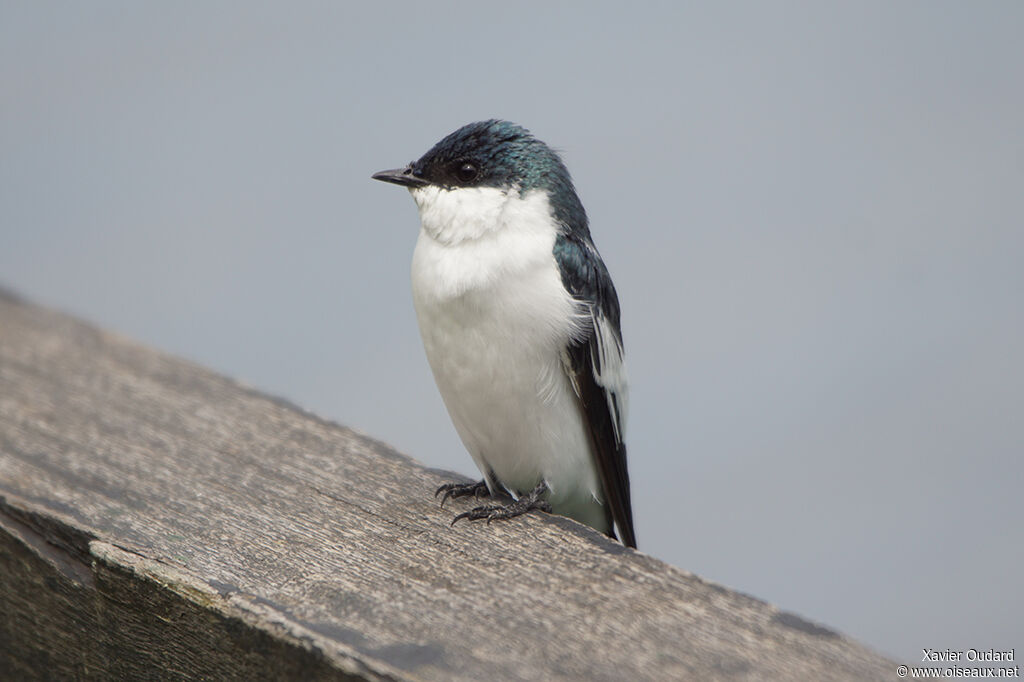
(372, 120, 636, 548)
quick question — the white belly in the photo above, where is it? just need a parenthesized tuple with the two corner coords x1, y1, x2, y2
(408, 187, 606, 530)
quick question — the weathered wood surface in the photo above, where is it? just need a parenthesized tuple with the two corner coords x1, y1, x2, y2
(0, 290, 894, 680)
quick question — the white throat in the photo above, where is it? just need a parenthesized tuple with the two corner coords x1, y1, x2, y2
(412, 184, 538, 245)
(409, 185, 568, 300)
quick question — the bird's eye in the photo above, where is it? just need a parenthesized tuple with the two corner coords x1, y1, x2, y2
(455, 161, 479, 183)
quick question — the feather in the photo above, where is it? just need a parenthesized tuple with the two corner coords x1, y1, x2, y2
(556, 231, 636, 548)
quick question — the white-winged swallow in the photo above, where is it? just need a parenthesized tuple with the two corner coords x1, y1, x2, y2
(373, 120, 636, 548)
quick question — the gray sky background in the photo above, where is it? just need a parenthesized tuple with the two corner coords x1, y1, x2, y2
(2, 2, 1021, 659)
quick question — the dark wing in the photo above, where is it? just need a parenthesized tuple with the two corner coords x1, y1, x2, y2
(555, 232, 636, 548)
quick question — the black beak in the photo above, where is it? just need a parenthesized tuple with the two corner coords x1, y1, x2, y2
(372, 165, 429, 188)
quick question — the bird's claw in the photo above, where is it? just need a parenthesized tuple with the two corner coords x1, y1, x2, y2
(435, 480, 490, 508)
(449, 484, 552, 527)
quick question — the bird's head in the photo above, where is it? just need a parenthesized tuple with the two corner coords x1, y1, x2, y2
(373, 119, 570, 192)
(373, 120, 588, 244)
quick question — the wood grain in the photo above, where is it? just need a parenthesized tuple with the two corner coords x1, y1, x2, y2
(0, 292, 894, 680)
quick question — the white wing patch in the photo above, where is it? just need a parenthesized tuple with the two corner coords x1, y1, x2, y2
(590, 309, 628, 442)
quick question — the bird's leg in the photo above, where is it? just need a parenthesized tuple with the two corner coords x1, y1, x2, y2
(451, 482, 552, 527)
(435, 479, 492, 508)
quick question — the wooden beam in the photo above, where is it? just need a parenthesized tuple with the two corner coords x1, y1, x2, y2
(0, 290, 893, 680)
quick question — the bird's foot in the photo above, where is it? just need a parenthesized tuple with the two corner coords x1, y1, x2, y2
(435, 479, 491, 508)
(451, 482, 551, 527)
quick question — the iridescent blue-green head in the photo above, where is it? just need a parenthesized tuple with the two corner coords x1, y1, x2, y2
(372, 120, 588, 236)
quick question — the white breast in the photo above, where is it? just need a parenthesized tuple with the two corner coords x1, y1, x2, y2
(409, 185, 607, 531)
